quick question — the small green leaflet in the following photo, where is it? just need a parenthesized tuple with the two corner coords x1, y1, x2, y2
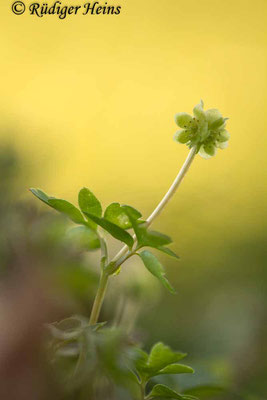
(104, 203, 142, 229)
(78, 188, 102, 217)
(133, 343, 192, 381)
(121, 205, 142, 223)
(122, 206, 179, 259)
(121, 204, 142, 220)
(156, 246, 180, 259)
(147, 342, 186, 372)
(82, 212, 134, 249)
(156, 363, 194, 376)
(30, 188, 86, 225)
(133, 348, 149, 373)
(138, 251, 176, 294)
(139, 230, 179, 258)
(30, 188, 52, 204)
(78, 188, 102, 230)
(48, 199, 86, 225)
(141, 230, 172, 247)
(104, 203, 131, 229)
(122, 205, 144, 241)
(147, 384, 186, 399)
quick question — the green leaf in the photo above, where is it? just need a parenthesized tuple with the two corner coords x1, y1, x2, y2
(48, 199, 86, 225)
(156, 363, 194, 375)
(104, 203, 142, 229)
(134, 348, 149, 372)
(156, 246, 180, 259)
(141, 230, 172, 247)
(122, 205, 149, 243)
(121, 205, 142, 220)
(104, 203, 130, 229)
(139, 231, 178, 258)
(124, 213, 144, 242)
(30, 187, 53, 204)
(132, 343, 192, 384)
(103, 203, 144, 233)
(147, 384, 185, 399)
(78, 188, 102, 229)
(67, 226, 100, 251)
(122, 206, 175, 252)
(30, 188, 86, 225)
(138, 251, 176, 294)
(147, 342, 186, 372)
(128, 368, 142, 385)
(120, 204, 143, 232)
(131, 347, 150, 382)
(78, 187, 102, 217)
(82, 212, 134, 248)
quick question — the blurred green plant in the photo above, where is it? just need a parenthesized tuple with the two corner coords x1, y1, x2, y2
(30, 101, 230, 399)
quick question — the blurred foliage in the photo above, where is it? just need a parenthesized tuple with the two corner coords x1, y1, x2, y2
(0, 144, 99, 308)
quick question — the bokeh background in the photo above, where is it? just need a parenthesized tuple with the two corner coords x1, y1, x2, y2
(0, 0, 266, 398)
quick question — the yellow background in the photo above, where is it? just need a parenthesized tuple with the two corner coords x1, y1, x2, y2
(1, 0, 266, 257)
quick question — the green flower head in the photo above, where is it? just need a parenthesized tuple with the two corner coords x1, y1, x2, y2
(174, 100, 230, 159)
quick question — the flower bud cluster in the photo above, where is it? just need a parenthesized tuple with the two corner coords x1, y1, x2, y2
(174, 100, 230, 159)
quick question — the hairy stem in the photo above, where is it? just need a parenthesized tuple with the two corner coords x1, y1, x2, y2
(89, 146, 197, 324)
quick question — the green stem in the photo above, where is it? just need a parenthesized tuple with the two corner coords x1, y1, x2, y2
(146, 145, 197, 225)
(89, 251, 135, 325)
(99, 234, 108, 269)
(112, 145, 197, 264)
(89, 271, 109, 325)
(140, 382, 146, 400)
(89, 146, 197, 324)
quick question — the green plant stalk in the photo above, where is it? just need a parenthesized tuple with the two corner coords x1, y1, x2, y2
(112, 145, 198, 263)
(89, 270, 109, 325)
(89, 145, 197, 325)
(140, 382, 145, 400)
